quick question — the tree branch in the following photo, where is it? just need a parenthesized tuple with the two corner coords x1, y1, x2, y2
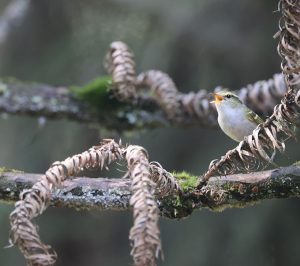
(1, 164, 300, 218)
(0, 73, 287, 130)
(0, 78, 169, 131)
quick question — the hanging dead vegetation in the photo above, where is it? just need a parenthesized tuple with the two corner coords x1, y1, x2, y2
(277, 0, 300, 87)
(136, 70, 181, 120)
(104, 41, 137, 101)
(9, 140, 180, 266)
(126, 146, 162, 266)
(9, 140, 123, 265)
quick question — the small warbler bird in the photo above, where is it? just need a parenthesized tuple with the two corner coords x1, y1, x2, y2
(211, 91, 263, 142)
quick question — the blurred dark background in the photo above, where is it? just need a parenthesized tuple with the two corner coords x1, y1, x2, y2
(1, 0, 300, 265)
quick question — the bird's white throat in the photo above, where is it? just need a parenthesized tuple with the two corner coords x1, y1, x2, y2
(215, 101, 257, 142)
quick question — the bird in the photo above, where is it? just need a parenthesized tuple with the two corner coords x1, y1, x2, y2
(211, 91, 263, 142)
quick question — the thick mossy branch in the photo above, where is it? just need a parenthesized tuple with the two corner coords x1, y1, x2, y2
(1, 165, 300, 219)
(0, 77, 167, 130)
(0, 73, 287, 130)
(0, 77, 97, 121)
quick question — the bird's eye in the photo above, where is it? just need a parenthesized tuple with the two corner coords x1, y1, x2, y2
(225, 94, 232, 99)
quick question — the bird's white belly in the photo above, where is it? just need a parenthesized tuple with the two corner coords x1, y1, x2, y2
(218, 109, 257, 142)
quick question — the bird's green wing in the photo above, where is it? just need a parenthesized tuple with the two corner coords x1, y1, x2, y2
(246, 109, 263, 125)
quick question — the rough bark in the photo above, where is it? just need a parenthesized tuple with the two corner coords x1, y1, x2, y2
(0, 79, 167, 131)
(1, 164, 300, 219)
(0, 73, 287, 130)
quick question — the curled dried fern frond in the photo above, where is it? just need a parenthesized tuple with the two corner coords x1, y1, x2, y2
(149, 161, 181, 196)
(277, 0, 300, 87)
(125, 145, 162, 266)
(238, 73, 287, 115)
(9, 139, 123, 265)
(179, 89, 217, 124)
(104, 41, 137, 101)
(136, 70, 181, 120)
(9, 180, 57, 265)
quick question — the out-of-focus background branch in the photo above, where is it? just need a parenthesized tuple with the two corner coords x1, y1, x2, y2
(1, 0, 300, 266)
(0, 73, 287, 130)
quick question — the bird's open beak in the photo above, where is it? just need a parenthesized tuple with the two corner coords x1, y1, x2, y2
(210, 93, 224, 104)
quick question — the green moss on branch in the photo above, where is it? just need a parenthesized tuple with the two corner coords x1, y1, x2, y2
(173, 171, 198, 191)
(1, 166, 300, 219)
(71, 76, 120, 110)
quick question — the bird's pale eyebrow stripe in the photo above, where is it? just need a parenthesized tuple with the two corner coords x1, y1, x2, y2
(225, 93, 239, 100)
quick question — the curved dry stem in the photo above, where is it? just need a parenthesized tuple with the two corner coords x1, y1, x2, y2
(149, 161, 181, 196)
(9, 139, 123, 265)
(125, 146, 162, 266)
(277, 0, 300, 88)
(104, 41, 137, 101)
(136, 70, 181, 120)
(238, 73, 287, 115)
